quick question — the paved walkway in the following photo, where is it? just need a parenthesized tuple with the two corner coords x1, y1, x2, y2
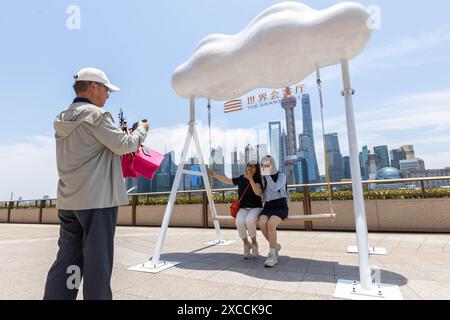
(1, 224, 450, 300)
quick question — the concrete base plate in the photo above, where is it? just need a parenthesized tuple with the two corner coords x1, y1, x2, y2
(204, 239, 236, 246)
(347, 245, 388, 255)
(334, 279, 403, 300)
(128, 260, 181, 274)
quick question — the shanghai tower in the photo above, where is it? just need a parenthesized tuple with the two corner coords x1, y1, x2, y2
(298, 94, 320, 184)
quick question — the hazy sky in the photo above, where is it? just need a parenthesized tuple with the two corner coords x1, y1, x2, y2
(1, 0, 450, 200)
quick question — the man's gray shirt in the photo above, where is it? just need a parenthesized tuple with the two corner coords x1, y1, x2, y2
(54, 102, 147, 210)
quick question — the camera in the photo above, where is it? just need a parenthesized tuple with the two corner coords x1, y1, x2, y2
(132, 119, 147, 132)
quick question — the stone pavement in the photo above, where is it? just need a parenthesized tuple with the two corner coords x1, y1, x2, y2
(1, 224, 450, 300)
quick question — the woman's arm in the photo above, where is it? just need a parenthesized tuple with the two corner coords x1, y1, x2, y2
(211, 171, 233, 185)
(264, 173, 286, 191)
(246, 176, 263, 196)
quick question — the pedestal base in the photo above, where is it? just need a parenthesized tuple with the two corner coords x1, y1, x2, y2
(347, 245, 387, 255)
(334, 279, 403, 300)
(128, 260, 181, 274)
(204, 239, 236, 246)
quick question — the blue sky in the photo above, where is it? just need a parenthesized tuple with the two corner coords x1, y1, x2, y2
(1, 0, 450, 200)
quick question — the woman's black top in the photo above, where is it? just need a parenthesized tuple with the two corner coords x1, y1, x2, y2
(232, 175, 263, 208)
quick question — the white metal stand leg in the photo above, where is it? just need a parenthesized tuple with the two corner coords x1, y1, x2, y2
(333, 60, 401, 300)
(128, 97, 233, 274)
(191, 126, 235, 246)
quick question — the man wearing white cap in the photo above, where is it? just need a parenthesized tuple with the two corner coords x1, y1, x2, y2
(44, 68, 149, 300)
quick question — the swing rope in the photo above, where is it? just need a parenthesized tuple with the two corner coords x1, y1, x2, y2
(207, 84, 336, 222)
(207, 98, 213, 188)
(316, 69, 335, 216)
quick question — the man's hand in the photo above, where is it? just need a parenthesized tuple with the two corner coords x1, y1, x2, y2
(138, 121, 150, 133)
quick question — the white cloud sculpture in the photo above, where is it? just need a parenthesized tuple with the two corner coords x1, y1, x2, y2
(172, 1, 372, 101)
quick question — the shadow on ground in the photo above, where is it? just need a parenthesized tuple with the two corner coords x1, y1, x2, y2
(144, 249, 408, 286)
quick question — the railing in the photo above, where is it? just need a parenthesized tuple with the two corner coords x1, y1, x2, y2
(1, 177, 450, 230)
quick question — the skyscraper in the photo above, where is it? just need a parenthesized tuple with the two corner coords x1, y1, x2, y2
(269, 121, 282, 171)
(365, 153, 381, 180)
(359, 145, 369, 180)
(231, 148, 239, 178)
(425, 168, 450, 189)
(154, 151, 177, 192)
(400, 157, 426, 188)
(298, 139, 317, 181)
(373, 145, 390, 168)
(244, 144, 257, 164)
(343, 156, 351, 179)
(401, 145, 415, 160)
(256, 144, 268, 163)
(280, 130, 287, 174)
(390, 148, 406, 170)
(183, 156, 203, 190)
(400, 158, 426, 175)
(211, 147, 225, 189)
(301, 94, 313, 136)
(238, 151, 246, 175)
(324, 133, 344, 182)
(297, 94, 320, 184)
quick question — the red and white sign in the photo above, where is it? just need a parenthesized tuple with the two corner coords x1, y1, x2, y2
(224, 84, 305, 114)
(224, 100, 243, 113)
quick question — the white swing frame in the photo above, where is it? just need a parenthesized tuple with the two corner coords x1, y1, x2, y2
(130, 59, 370, 279)
(128, 59, 402, 300)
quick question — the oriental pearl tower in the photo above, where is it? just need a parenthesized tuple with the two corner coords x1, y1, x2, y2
(281, 87, 298, 185)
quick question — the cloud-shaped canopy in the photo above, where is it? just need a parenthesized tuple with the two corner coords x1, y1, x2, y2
(172, 1, 372, 101)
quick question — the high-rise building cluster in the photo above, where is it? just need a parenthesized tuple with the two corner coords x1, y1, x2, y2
(127, 94, 449, 193)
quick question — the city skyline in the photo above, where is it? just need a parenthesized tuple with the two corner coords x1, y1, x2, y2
(8, 136, 450, 200)
(122, 136, 446, 195)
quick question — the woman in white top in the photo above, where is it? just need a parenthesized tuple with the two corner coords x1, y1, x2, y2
(257, 155, 289, 267)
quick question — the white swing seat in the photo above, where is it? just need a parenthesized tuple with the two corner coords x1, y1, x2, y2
(287, 213, 336, 221)
(209, 212, 336, 222)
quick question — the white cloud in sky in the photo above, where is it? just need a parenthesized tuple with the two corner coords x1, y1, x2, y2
(309, 89, 450, 172)
(0, 136, 57, 201)
(302, 25, 450, 87)
(360, 26, 450, 63)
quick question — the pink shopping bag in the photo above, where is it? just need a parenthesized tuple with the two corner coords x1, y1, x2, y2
(131, 146, 164, 180)
(121, 154, 139, 178)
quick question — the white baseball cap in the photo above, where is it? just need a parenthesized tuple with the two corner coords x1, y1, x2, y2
(74, 67, 120, 92)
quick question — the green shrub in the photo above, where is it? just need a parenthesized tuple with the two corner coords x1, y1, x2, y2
(125, 188, 450, 206)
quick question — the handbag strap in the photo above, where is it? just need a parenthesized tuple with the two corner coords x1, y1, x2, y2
(239, 183, 251, 202)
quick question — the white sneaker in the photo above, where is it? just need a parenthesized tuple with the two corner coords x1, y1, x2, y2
(275, 243, 281, 259)
(264, 250, 278, 268)
(243, 243, 252, 259)
(251, 244, 259, 258)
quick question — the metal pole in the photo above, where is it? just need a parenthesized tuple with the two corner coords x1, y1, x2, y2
(341, 59, 372, 290)
(150, 96, 195, 267)
(193, 125, 224, 243)
(317, 69, 335, 216)
(132, 195, 138, 226)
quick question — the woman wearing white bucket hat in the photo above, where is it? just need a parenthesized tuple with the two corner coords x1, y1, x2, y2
(258, 155, 289, 268)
